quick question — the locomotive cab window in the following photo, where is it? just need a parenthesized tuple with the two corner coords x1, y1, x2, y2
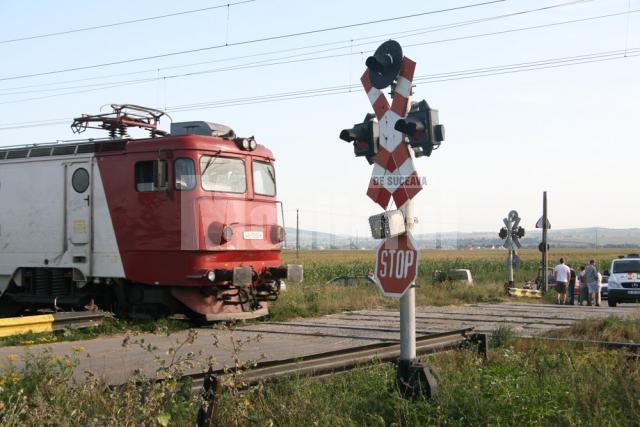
(174, 158, 196, 191)
(200, 156, 246, 193)
(135, 160, 168, 192)
(253, 161, 276, 196)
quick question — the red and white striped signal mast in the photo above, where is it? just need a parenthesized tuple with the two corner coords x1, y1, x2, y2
(340, 40, 445, 397)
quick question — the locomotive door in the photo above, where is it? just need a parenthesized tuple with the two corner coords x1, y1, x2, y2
(66, 161, 92, 275)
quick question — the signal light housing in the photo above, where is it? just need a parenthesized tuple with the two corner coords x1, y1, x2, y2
(394, 100, 445, 157)
(499, 227, 508, 240)
(339, 113, 379, 164)
(365, 40, 403, 90)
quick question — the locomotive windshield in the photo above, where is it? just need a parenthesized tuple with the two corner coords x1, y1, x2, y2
(253, 161, 276, 196)
(200, 156, 246, 193)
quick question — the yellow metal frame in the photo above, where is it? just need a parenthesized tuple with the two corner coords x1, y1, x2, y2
(508, 288, 542, 298)
(0, 314, 55, 337)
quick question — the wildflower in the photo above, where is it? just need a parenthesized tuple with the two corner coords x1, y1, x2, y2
(10, 372, 18, 384)
(22, 340, 35, 345)
(0, 376, 5, 386)
(71, 345, 85, 353)
(5, 354, 17, 361)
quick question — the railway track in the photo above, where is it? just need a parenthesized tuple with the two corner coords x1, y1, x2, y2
(0, 311, 108, 338)
(190, 327, 476, 426)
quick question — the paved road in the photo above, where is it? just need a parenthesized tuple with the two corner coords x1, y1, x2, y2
(0, 303, 637, 385)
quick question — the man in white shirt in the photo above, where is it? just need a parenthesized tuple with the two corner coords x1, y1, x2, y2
(553, 257, 571, 305)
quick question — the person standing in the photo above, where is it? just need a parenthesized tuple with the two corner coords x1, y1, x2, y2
(585, 259, 599, 307)
(567, 264, 577, 305)
(578, 265, 588, 305)
(553, 257, 571, 305)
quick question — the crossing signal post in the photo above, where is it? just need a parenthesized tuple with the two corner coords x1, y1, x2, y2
(338, 39, 444, 399)
(339, 113, 379, 164)
(499, 210, 525, 288)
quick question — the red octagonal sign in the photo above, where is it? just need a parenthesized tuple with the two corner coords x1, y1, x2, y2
(374, 232, 419, 298)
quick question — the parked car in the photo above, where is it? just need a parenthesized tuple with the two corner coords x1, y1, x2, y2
(606, 255, 640, 307)
(432, 269, 473, 285)
(534, 267, 555, 289)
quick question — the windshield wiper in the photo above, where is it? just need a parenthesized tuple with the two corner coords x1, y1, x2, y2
(202, 150, 222, 176)
(267, 166, 276, 184)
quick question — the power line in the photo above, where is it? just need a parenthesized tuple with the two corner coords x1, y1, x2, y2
(1, 47, 637, 131)
(165, 48, 640, 111)
(0, 5, 635, 105)
(0, 0, 594, 94)
(0, 0, 256, 45)
(0, 0, 505, 82)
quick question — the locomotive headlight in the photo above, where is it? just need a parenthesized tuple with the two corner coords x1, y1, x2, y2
(222, 225, 234, 242)
(249, 139, 257, 150)
(206, 270, 216, 283)
(241, 139, 250, 150)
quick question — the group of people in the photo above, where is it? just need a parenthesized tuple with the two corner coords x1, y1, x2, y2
(553, 257, 602, 306)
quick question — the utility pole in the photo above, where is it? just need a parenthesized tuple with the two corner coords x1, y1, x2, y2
(296, 209, 299, 259)
(542, 191, 549, 293)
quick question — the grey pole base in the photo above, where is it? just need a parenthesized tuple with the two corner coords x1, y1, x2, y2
(396, 359, 439, 400)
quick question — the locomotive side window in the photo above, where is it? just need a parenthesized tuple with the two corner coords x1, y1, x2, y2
(200, 156, 246, 193)
(174, 158, 196, 191)
(71, 168, 90, 193)
(253, 161, 276, 196)
(135, 160, 168, 192)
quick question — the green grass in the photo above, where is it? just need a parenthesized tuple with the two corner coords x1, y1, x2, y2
(213, 344, 640, 426)
(544, 314, 640, 343)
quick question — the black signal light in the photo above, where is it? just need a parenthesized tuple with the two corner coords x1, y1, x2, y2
(365, 40, 404, 90)
(339, 113, 379, 164)
(394, 100, 445, 157)
(499, 227, 508, 239)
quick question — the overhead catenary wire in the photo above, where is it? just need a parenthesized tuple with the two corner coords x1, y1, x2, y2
(0, 0, 257, 45)
(0, 0, 506, 82)
(0, 0, 595, 93)
(0, 5, 634, 105)
(1, 47, 637, 130)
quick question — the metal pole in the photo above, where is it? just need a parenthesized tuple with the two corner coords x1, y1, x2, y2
(508, 249, 514, 287)
(542, 191, 548, 293)
(296, 209, 300, 260)
(399, 199, 416, 361)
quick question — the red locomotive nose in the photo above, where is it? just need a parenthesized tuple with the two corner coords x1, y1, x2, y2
(0, 110, 303, 323)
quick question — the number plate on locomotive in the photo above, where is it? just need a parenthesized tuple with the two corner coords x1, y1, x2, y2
(243, 231, 264, 240)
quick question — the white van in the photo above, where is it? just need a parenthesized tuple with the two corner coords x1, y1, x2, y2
(606, 255, 640, 307)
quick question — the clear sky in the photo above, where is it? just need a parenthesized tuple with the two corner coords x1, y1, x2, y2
(0, 0, 638, 237)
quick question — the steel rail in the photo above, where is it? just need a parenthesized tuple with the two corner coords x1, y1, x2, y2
(188, 327, 474, 390)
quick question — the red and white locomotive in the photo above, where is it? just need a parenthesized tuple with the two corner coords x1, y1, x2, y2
(0, 105, 301, 321)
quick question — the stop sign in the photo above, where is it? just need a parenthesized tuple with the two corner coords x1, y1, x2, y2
(374, 232, 419, 298)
